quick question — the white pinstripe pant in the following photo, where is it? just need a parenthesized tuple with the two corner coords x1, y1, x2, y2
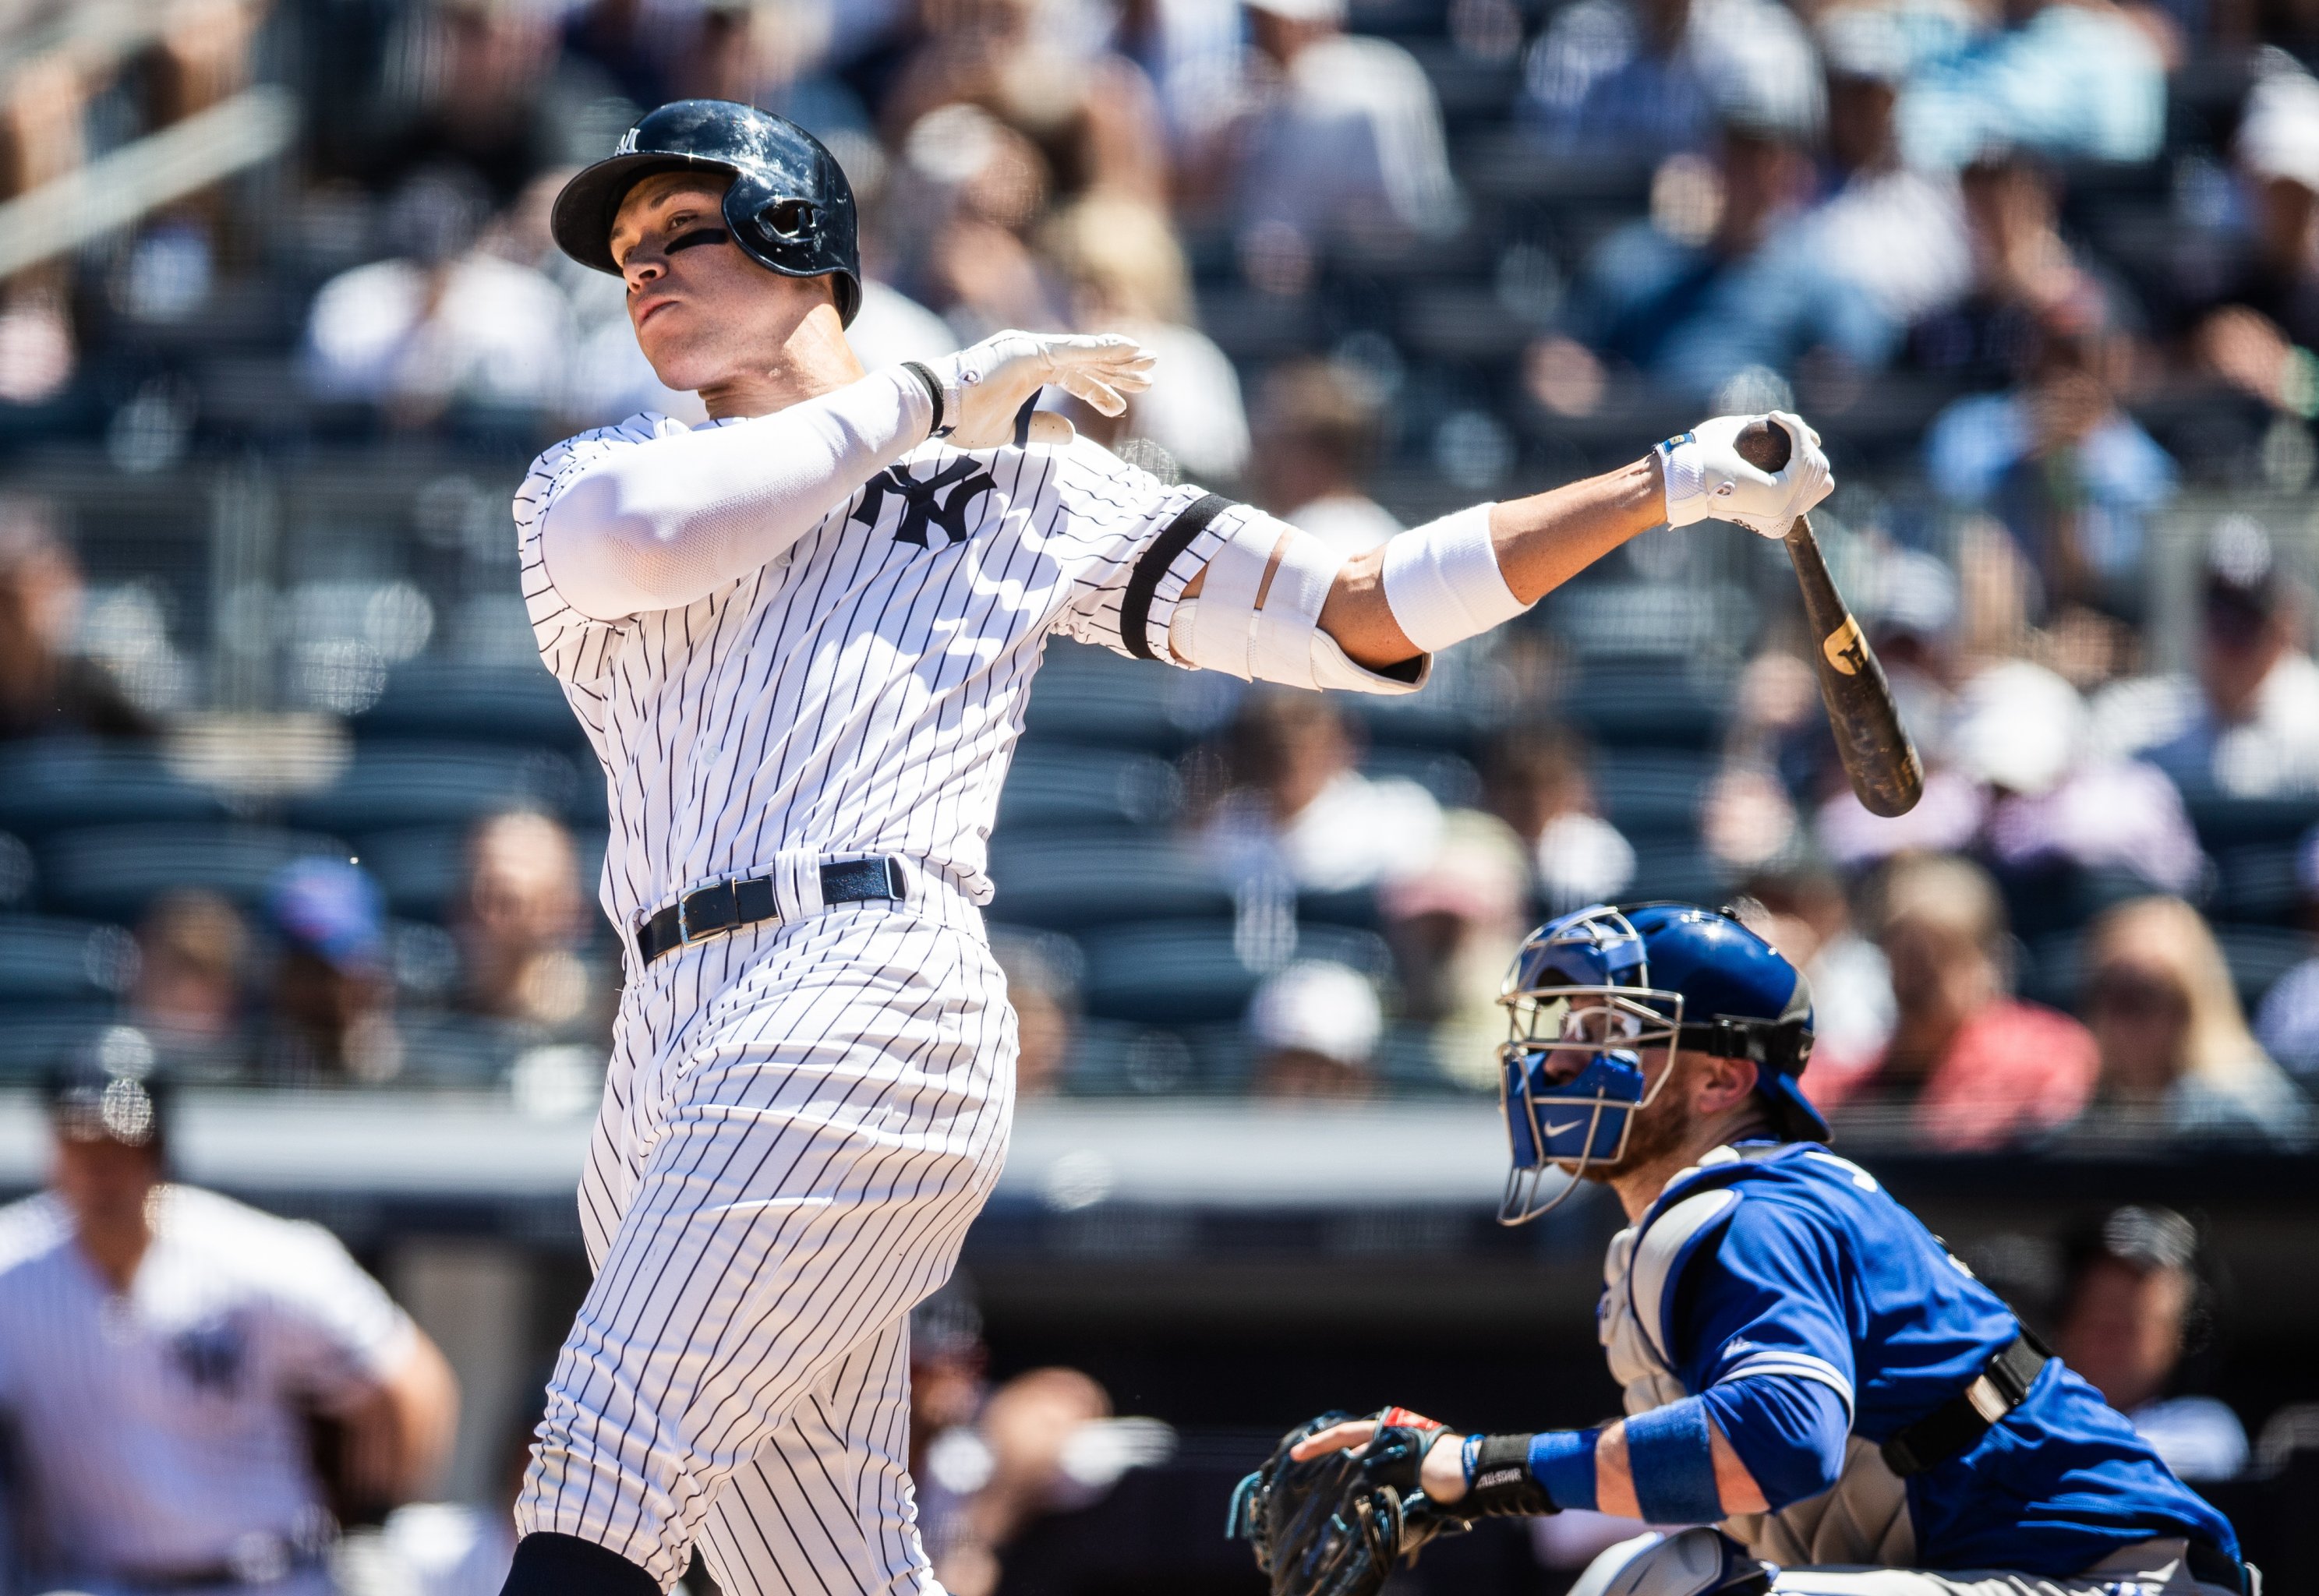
(516, 887, 1014, 1595)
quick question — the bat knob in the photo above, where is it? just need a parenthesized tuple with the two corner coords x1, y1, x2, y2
(1734, 419, 1792, 474)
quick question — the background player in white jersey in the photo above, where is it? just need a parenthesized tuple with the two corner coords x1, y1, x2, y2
(502, 97, 1835, 1596)
(0, 1040, 456, 1595)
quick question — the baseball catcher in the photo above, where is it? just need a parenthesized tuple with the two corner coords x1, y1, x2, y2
(1234, 904, 2251, 1596)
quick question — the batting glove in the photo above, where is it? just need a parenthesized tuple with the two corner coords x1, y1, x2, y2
(924, 330, 1157, 450)
(1656, 411, 1833, 538)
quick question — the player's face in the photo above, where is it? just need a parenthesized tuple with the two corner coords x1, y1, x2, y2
(50, 1131, 161, 1235)
(610, 173, 837, 392)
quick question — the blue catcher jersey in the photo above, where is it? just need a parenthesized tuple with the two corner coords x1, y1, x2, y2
(1628, 1142, 2236, 1576)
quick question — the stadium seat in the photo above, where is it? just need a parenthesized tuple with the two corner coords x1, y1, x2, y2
(2183, 791, 2319, 852)
(995, 746, 1182, 833)
(1019, 644, 1226, 753)
(39, 824, 348, 923)
(0, 916, 140, 1001)
(1359, 747, 1482, 809)
(1591, 750, 1717, 839)
(1079, 920, 1394, 1026)
(2213, 842, 2302, 926)
(284, 742, 588, 835)
(0, 743, 230, 840)
(1552, 663, 1733, 751)
(354, 823, 610, 922)
(1624, 840, 1730, 906)
(987, 835, 1236, 930)
(350, 660, 587, 751)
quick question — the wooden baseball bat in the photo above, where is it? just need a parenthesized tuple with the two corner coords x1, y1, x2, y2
(1733, 421, 1924, 818)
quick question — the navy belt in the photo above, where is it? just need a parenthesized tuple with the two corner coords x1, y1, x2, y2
(635, 858, 907, 963)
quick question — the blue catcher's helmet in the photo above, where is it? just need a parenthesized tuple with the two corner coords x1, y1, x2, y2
(1496, 902, 1822, 1223)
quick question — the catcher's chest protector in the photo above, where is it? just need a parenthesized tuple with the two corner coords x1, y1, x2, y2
(1600, 1149, 1916, 1570)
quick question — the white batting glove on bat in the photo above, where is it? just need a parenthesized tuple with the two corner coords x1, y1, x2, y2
(926, 330, 1156, 450)
(1656, 411, 1833, 538)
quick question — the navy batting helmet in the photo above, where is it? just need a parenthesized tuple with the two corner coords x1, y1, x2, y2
(551, 100, 862, 325)
(1496, 902, 1821, 1223)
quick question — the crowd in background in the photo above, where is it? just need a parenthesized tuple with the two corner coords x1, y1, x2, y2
(1, 0, 2318, 1146)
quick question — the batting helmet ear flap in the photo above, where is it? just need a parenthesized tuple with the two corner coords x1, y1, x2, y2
(720, 153, 861, 324)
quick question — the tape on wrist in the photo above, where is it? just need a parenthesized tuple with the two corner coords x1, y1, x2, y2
(1624, 1402, 1723, 1526)
(1459, 1432, 1559, 1517)
(1655, 432, 1706, 527)
(1529, 1428, 1597, 1513)
(900, 362, 946, 438)
(1380, 503, 1520, 653)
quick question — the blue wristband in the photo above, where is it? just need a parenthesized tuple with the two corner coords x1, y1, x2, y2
(1528, 1428, 1598, 1512)
(1624, 1401, 1723, 1525)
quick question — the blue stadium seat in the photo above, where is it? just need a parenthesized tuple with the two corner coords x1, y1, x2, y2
(40, 824, 348, 923)
(350, 661, 586, 751)
(0, 916, 140, 1001)
(1359, 747, 1482, 808)
(1079, 920, 1394, 1026)
(353, 823, 609, 923)
(1019, 643, 1226, 753)
(0, 1005, 130, 1082)
(1554, 664, 1732, 751)
(1624, 840, 1730, 905)
(2183, 792, 2319, 852)
(2214, 843, 2301, 926)
(285, 743, 588, 834)
(0, 743, 229, 840)
(987, 835, 1236, 930)
(1591, 750, 1717, 839)
(996, 747, 1182, 833)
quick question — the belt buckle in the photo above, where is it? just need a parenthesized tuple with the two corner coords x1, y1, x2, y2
(1965, 1373, 2011, 1423)
(679, 881, 737, 944)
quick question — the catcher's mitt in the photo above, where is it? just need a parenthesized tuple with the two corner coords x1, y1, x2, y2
(1225, 1411, 1467, 1596)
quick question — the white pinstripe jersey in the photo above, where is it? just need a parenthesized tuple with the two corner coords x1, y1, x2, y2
(515, 415, 1231, 932)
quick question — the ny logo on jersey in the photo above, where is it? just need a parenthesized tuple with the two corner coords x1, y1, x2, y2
(852, 458, 999, 552)
(171, 1315, 247, 1395)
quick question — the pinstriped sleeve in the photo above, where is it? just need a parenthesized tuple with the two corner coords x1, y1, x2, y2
(514, 418, 663, 687)
(1046, 440, 1233, 666)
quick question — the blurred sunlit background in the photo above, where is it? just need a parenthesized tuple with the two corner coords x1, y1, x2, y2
(0, 0, 2317, 1590)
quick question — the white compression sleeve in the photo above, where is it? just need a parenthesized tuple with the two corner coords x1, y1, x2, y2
(1379, 503, 1523, 652)
(539, 367, 934, 620)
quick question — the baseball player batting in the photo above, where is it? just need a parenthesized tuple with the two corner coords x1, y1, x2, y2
(1232, 904, 2252, 1596)
(500, 99, 1833, 1596)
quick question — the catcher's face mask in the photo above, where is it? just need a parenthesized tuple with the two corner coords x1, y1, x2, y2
(1496, 906, 1684, 1224)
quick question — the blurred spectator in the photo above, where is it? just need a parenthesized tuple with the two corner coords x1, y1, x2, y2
(2079, 896, 2311, 1141)
(1740, 862, 1897, 1074)
(1923, 192, 2172, 616)
(1808, 12, 1972, 328)
(302, 168, 572, 424)
(366, 0, 601, 205)
(1043, 196, 1250, 480)
(2173, 56, 2319, 416)
(1113, 0, 1247, 151)
(1379, 811, 1530, 1091)
(1247, 959, 1383, 1098)
(1520, 0, 1822, 164)
(992, 934, 1077, 1098)
(262, 859, 405, 1086)
(454, 811, 599, 1034)
(0, 1040, 457, 1593)
(1897, 0, 2166, 170)
(1197, 691, 1444, 896)
(1250, 359, 1399, 555)
(2126, 519, 2319, 797)
(669, 0, 870, 142)
(1911, 150, 2133, 394)
(2053, 1205, 2248, 1481)
(1479, 723, 1636, 915)
(1222, 0, 1462, 290)
(891, 101, 1069, 336)
(0, 499, 154, 741)
(2254, 828, 2319, 1085)
(558, 0, 684, 110)
(1957, 660, 2204, 899)
(131, 890, 251, 1072)
(1543, 122, 1896, 408)
(884, 0, 1169, 207)
(908, 1278, 1172, 1596)
(1812, 853, 2098, 1147)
